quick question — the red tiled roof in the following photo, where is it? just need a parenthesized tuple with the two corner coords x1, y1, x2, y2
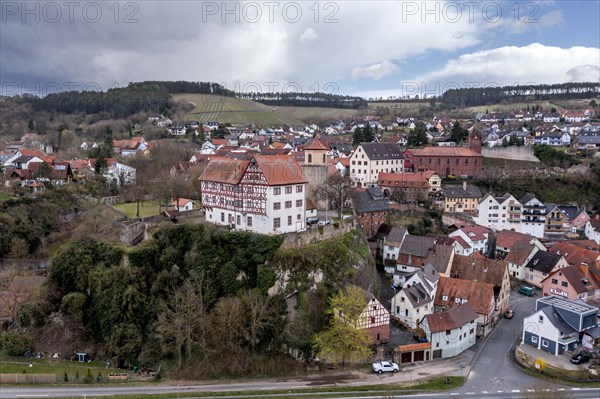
(337, 158, 350, 167)
(254, 155, 307, 186)
(549, 242, 600, 266)
(496, 230, 535, 250)
(410, 147, 481, 157)
(200, 159, 249, 184)
(378, 172, 430, 189)
(397, 342, 431, 352)
(435, 277, 494, 315)
(424, 303, 478, 333)
(305, 136, 330, 151)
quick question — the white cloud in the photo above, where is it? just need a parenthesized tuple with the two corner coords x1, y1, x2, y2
(498, 10, 564, 35)
(299, 28, 317, 42)
(414, 44, 600, 90)
(352, 60, 400, 81)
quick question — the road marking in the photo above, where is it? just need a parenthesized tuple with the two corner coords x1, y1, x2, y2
(450, 393, 459, 396)
(512, 390, 520, 393)
(527, 389, 534, 392)
(466, 392, 475, 395)
(572, 387, 581, 390)
(482, 391, 488, 394)
(558, 388, 565, 391)
(16, 396, 49, 398)
(497, 391, 503, 393)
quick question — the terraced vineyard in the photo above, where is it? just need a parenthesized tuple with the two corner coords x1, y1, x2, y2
(173, 93, 306, 126)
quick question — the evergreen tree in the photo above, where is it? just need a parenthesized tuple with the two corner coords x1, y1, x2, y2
(362, 124, 374, 142)
(28, 119, 35, 131)
(352, 127, 363, 146)
(407, 122, 428, 147)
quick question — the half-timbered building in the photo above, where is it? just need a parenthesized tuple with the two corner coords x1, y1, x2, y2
(200, 155, 308, 234)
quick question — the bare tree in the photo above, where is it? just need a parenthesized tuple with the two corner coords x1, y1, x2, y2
(241, 289, 271, 349)
(209, 296, 245, 351)
(314, 173, 352, 219)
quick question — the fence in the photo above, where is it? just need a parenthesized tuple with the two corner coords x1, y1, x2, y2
(0, 373, 56, 384)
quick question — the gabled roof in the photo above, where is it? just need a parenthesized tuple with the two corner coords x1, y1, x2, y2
(435, 277, 495, 315)
(450, 255, 508, 288)
(424, 302, 478, 333)
(400, 235, 436, 258)
(424, 243, 454, 274)
(374, 223, 394, 240)
(403, 282, 433, 308)
(539, 306, 576, 334)
(442, 185, 482, 199)
(378, 172, 431, 189)
(505, 242, 537, 265)
(348, 189, 389, 214)
(543, 265, 600, 295)
(253, 155, 307, 185)
(496, 230, 536, 250)
(452, 225, 490, 242)
(358, 142, 404, 160)
(200, 159, 249, 184)
(386, 226, 408, 246)
(549, 242, 600, 266)
(525, 251, 564, 274)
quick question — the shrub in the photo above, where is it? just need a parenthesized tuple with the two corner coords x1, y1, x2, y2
(83, 369, 94, 384)
(1, 331, 33, 356)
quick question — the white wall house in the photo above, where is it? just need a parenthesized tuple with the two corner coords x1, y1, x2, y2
(448, 226, 490, 256)
(349, 142, 404, 187)
(200, 155, 307, 235)
(474, 193, 522, 232)
(519, 194, 546, 238)
(585, 219, 600, 245)
(420, 302, 478, 359)
(391, 265, 438, 329)
(383, 226, 408, 262)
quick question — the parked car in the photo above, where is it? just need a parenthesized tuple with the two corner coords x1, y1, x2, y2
(317, 219, 331, 226)
(570, 353, 590, 365)
(372, 361, 399, 374)
(504, 309, 514, 319)
(306, 217, 319, 225)
(413, 334, 428, 343)
(518, 286, 535, 296)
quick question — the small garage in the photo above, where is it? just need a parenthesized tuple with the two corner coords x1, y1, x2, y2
(433, 349, 442, 359)
(396, 342, 432, 364)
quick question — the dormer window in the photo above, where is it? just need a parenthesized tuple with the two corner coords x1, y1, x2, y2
(442, 295, 448, 301)
(455, 298, 461, 303)
(538, 315, 543, 323)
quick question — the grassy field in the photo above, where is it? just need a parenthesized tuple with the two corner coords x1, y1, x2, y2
(0, 356, 132, 383)
(114, 200, 162, 218)
(368, 100, 429, 114)
(275, 106, 360, 121)
(466, 101, 564, 114)
(173, 94, 306, 126)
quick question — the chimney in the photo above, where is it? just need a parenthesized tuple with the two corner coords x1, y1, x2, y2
(463, 181, 467, 191)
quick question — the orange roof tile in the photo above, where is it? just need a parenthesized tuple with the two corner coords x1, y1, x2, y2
(397, 342, 431, 352)
(200, 159, 249, 184)
(435, 277, 494, 315)
(305, 136, 330, 151)
(253, 155, 307, 186)
(410, 147, 481, 157)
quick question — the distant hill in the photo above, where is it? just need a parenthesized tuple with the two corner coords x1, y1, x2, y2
(173, 94, 306, 126)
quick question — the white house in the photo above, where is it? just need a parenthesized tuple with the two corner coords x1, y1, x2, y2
(522, 296, 598, 355)
(474, 193, 522, 232)
(420, 302, 478, 359)
(383, 226, 408, 263)
(106, 160, 136, 185)
(349, 142, 404, 187)
(391, 265, 439, 329)
(519, 194, 546, 238)
(448, 225, 490, 256)
(585, 219, 600, 245)
(172, 198, 194, 212)
(200, 155, 307, 235)
(523, 251, 569, 288)
(505, 242, 540, 280)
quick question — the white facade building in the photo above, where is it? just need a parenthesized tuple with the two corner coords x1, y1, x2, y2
(349, 142, 404, 187)
(391, 265, 438, 328)
(420, 303, 478, 359)
(200, 155, 307, 235)
(474, 193, 522, 232)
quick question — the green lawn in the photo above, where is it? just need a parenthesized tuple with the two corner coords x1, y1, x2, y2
(114, 200, 162, 218)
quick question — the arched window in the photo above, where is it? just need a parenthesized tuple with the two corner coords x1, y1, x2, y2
(308, 153, 312, 163)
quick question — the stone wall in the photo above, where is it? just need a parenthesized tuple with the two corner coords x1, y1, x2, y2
(482, 146, 540, 162)
(280, 220, 356, 249)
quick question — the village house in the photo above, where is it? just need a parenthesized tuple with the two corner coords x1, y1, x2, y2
(382, 226, 409, 264)
(541, 264, 600, 301)
(391, 264, 439, 329)
(349, 287, 390, 344)
(506, 241, 540, 280)
(549, 241, 600, 267)
(522, 296, 598, 356)
(448, 225, 490, 256)
(348, 187, 389, 239)
(544, 205, 570, 235)
(474, 193, 522, 233)
(200, 155, 307, 235)
(494, 229, 545, 260)
(112, 136, 147, 156)
(423, 240, 455, 276)
(378, 171, 441, 203)
(434, 276, 496, 337)
(395, 235, 437, 273)
(585, 218, 600, 245)
(420, 302, 478, 360)
(534, 131, 571, 146)
(519, 194, 546, 238)
(523, 251, 569, 288)
(172, 198, 195, 212)
(449, 255, 512, 314)
(349, 142, 404, 187)
(440, 182, 482, 213)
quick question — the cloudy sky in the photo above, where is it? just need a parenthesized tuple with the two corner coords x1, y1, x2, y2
(1, 0, 598, 98)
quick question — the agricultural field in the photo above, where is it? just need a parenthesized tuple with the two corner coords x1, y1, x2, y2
(368, 101, 429, 114)
(466, 101, 564, 114)
(173, 94, 306, 126)
(275, 106, 360, 121)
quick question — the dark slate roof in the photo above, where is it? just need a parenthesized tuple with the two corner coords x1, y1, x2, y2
(403, 282, 433, 308)
(558, 206, 580, 220)
(577, 132, 600, 144)
(387, 226, 408, 245)
(400, 235, 436, 258)
(12, 155, 34, 164)
(540, 306, 576, 335)
(442, 185, 482, 199)
(359, 142, 404, 160)
(525, 251, 563, 274)
(349, 189, 389, 214)
(374, 223, 393, 240)
(519, 193, 537, 204)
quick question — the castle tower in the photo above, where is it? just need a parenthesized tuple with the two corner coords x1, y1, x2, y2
(304, 135, 330, 165)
